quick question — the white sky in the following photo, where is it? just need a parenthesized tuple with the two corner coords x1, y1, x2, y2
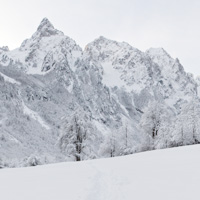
(0, 0, 200, 75)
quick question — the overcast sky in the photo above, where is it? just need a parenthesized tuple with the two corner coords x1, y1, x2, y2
(1, 0, 200, 75)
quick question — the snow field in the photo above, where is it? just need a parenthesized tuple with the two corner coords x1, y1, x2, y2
(1, 145, 200, 200)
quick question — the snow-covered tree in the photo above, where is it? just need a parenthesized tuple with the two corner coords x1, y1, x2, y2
(99, 131, 117, 157)
(99, 122, 134, 157)
(140, 101, 171, 148)
(26, 155, 41, 166)
(0, 157, 4, 168)
(59, 110, 98, 161)
(172, 98, 200, 145)
(117, 123, 134, 156)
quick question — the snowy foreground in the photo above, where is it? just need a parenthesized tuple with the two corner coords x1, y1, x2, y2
(1, 145, 200, 200)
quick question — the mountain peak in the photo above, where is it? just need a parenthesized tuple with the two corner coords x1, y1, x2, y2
(90, 36, 130, 48)
(0, 46, 9, 52)
(92, 36, 112, 44)
(146, 47, 170, 57)
(33, 18, 64, 38)
(37, 18, 54, 32)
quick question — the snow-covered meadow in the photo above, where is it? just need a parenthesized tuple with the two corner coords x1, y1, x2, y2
(1, 144, 200, 200)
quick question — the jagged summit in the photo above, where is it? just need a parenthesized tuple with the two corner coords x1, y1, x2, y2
(88, 36, 134, 49)
(33, 17, 64, 38)
(146, 47, 170, 56)
(2, 17, 81, 74)
(94, 36, 111, 43)
(85, 36, 139, 61)
(0, 46, 9, 52)
(85, 36, 114, 49)
(146, 47, 176, 70)
(37, 18, 54, 31)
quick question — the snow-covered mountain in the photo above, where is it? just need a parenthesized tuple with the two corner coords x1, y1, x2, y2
(85, 37, 197, 110)
(0, 18, 199, 167)
(0, 18, 82, 74)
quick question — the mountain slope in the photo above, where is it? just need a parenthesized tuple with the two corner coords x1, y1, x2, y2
(1, 145, 200, 200)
